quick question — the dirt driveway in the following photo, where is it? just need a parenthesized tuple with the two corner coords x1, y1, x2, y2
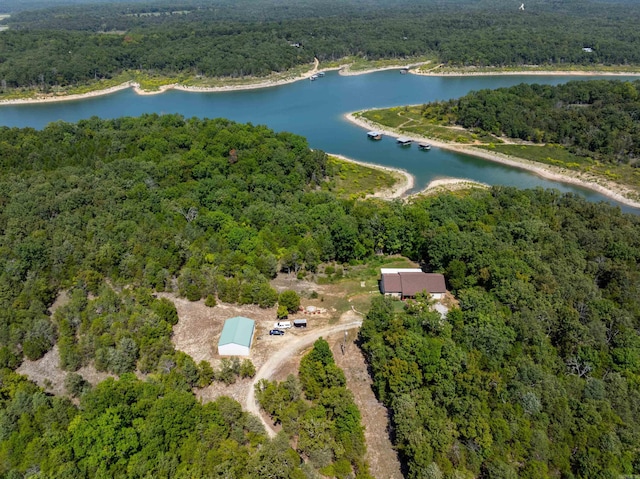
(168, 295, 403, 478)
(245, 317, 363, 437)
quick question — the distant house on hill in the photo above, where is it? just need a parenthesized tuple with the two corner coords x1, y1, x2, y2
(380, 268, 447, 300)
(218, 316, 255, 356)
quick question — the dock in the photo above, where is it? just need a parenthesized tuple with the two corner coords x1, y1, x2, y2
(367, 131, 382, 140)
(396, 137, 412, 146)
(418, 142, 431, 150)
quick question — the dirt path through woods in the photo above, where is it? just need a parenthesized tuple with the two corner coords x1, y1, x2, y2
(332, 327, 404, 479)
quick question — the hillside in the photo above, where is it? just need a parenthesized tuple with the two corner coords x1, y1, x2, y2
(1, 113, 640, 477)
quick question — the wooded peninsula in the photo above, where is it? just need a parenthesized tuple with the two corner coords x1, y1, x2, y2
(357, 79, 640, 202)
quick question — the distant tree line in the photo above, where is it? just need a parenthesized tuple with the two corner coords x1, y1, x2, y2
(419, 79, 640, 166)
(2, 0, 640, 90)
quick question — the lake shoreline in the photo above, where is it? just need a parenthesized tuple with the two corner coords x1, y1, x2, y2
(329, 152, 490, 200)
(4, 61, 640, 106)
(344, 112, 640, 209)
(0, 59, 320, 106)
(411, 65, 640, 77)
(328, 153, 414, 199)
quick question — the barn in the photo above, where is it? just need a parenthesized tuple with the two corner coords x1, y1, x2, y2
(218, 316, 255, 356)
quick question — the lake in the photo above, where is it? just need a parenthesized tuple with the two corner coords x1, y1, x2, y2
(1, 70, 637, 212)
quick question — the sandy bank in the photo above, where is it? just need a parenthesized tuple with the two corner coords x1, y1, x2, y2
(0, 59, 321, 105)
(345, 112, 640, 209)
(412, 67, 640, 77)
(2, 61, 639, 106)
(418, 178, 489, 196)
(0, 82, 136, 105)
(339, 61, 430, 77)
(328, 153, 414, 199)
(330, 152, 489, 199)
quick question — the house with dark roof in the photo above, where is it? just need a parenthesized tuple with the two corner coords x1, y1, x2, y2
(380, 270, 447, 300)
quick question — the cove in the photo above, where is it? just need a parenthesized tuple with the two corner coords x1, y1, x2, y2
(1, 70, 638, 212)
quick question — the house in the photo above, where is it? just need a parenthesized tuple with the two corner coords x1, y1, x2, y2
(218, 316, 255, 356)
(380, 270, 447, 300)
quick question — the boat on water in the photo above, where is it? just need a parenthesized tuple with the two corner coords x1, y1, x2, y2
(418, 142, 431, 150)
(310, 74, 319, 81)
(367, 131, 382, 140)
(316, 71, 325, 77)
(396, 137, 412, 146)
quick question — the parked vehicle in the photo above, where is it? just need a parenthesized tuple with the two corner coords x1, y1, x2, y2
(293, 319, 308, 328)
(269, 329, 285, 335)
(274, 321, 292, 329)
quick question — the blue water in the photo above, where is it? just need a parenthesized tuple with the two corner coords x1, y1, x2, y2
(1, 70, 638, 212)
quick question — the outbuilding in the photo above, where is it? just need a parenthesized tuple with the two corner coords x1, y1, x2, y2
(218, 316, 255, 356)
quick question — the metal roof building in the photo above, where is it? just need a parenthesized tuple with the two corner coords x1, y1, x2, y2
(218, 316, 255, 356)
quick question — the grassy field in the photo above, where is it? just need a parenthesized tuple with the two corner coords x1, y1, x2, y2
(324, 155, 401, 199)
(357, 106, 496, 143)
(477, 144, 591, 169)
(315, 255, 419, 319)
(478, 144, 640, 189)
(320, 55, 433, 71)
(180, 62, 316, 88)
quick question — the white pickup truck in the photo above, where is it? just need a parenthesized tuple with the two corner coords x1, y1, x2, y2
(273, 321, 292, 329)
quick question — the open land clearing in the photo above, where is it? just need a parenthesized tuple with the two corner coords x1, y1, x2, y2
(17, 263, 418, 479)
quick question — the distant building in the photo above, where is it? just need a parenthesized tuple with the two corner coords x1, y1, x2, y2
(380, 268, 424, 274)
(218, 316, 255, 356)
(380, 270, 447, 300)
(582, 47, 594, 53)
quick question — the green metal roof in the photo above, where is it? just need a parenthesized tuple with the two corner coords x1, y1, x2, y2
(218, 316, 255, 348)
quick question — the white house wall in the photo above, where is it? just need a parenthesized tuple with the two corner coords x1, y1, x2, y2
(218, 343, 250, 356)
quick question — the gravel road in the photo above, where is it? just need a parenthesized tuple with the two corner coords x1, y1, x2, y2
(245, 320, 363, 437)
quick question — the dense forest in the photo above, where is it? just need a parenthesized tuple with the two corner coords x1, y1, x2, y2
(1, 111, 640, 476)
(360, 188, 640, 478)
(418, 79, 640, 167)
(0, 114, 339, 365)
(2, 0, 640, 90)
(0, 368, 313, 478)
